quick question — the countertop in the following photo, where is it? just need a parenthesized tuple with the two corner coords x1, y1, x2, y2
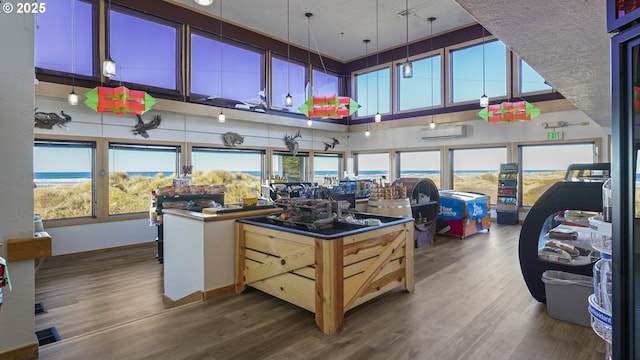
(237, 213, 413, 240)
(162, 206, 281, 222)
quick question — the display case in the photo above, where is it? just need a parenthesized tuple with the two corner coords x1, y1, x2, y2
(154, 193, 224, 263)
(497, 163, 519, 225)
(437, 190, 490, 238)
(392, 178, 440, 247)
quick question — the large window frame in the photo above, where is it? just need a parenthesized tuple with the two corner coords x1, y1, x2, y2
(514, 56, 554, 96)
(353, 64, 392, 118)
(34, 0, 98, 78)
(446, 37, 510, 107)
(518, 140, 599, 207)
(108, 142, 182, 216)
(395, 50, 444, 113)
(271, 54, 309, 113)
(354, 151, 391, 182)
(106, 5, 182, 94)
(272, 150, 310, 181)
(448, 145, 508, 204)
(34, 138, 97, 221)
(190, 29, 266, 110)
(396, 148, 442, 187)
(312, 152, 343, 184)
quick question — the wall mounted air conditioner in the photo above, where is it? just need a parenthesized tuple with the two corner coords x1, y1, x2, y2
(420, 125, 466, 139)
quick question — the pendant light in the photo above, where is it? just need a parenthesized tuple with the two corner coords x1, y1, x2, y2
(194, 0, 213, 5)
(363, 39, 371, 136)
(218, 0, 226, 123)
(68, 0, 78, 105)
(102, 0, 116, 78)
(480, 26, 488, 107)
(374, 0, 381, 122)
(401, 0, 412, 78)
(305, 12, 313, 127)
(285, 0, 293, 107)
(428, 17, 436, 129)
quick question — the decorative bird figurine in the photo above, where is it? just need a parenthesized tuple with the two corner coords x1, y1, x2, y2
(132, 114, 161, 138)
(323, 137, 339, 151)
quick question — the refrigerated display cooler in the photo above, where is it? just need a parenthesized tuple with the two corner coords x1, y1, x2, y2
(438, 190, 490, 238)
(518, 167, 608, 304)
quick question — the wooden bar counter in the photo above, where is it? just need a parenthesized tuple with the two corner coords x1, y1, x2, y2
(162, 207, 281, 306)
(235, 215, 414, 335)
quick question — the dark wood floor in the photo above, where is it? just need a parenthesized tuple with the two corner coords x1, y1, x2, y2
(35, 223, 606, 360)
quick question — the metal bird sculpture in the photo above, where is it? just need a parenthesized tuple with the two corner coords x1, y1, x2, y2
(132, 114, 161, 138)
(34, 108, 72, 129)
(284, 130, 302, 156)
(323, 137, 339, 151)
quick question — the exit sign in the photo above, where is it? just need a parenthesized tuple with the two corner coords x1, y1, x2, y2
(546, 131, 564, 140)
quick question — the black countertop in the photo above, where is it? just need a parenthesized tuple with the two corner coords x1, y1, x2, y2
(237, 212, 413, 240)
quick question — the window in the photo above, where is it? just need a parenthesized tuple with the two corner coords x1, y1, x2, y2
(271, 55, 307, 112)
(355, 152, 390, 182)
(109, 143, 180, 215)
(451, 147, 507, 203)
(109, 9, 179, 90)
(520, 143, 596, 206)
(272, 151, 309, 181)
(354, 67, 391, 117)
(313, 153, 343, 184)
(518, 59, 553, 94)
(191, 32, 265, 109)
(450, 40, 507, 104)
(397, 150, 441, 186)
(34, 140, 96, 220)
(191, 148, 264, 204)
(312, 69, 340, 96)
(35, 0, 95, 76)
(397, 54, 442, 111)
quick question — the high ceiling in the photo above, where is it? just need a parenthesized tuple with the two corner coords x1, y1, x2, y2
(168, 0, 613, 127)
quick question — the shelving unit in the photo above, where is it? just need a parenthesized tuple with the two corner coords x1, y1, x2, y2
(392, 178, 440, 247)
(587, 216, 612, 356)
(497, 163, 519, 225)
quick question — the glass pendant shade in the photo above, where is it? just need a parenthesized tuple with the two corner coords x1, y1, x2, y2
(285, 93, 293, 107)
(429, 120, 436, 129)
(218, 110, 225, 123)
(480, 94, 489, 107)
(374, 112, 382, 122)
(365, 129, 370, 137)
(68, 88, 79, 105)
(194, 0, 213, 5)
(402, 61, 413, 78)
(102, 58, 116, 78)
(307, 119, 313, 127)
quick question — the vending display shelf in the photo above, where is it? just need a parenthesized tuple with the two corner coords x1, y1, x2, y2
(588, 294, 612, 344)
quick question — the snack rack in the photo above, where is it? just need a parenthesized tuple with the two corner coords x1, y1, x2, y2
(587, 216, 613, 359)
(496, 163, 519, 225)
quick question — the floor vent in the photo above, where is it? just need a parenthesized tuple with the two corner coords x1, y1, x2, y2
(36, 327, 61, 346)
(35, 303, 46, 315)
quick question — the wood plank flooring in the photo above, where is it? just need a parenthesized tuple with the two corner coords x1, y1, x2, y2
(35, 224, 606, 360)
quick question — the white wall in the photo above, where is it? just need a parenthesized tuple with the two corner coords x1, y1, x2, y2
(348, 109, 610, 160)
(0, 12, 37, 355)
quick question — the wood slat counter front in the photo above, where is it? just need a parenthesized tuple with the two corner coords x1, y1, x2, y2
(162, 207, 281, 307)
(235, 215, 415, 335)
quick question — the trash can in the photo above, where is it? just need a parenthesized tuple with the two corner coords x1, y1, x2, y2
(541, 270, 593, 327)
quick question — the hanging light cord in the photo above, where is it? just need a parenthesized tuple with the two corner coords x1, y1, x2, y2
(375, 0, 379, 114)
(405, 0, 409, 61)
(71, 0, 75, 88)
(219, 0, 223, 100)
(286, 0, 290, 94)
(482, 26, 486, 97)
(430, 19, 434, 115)
(307, 12, 311, 101)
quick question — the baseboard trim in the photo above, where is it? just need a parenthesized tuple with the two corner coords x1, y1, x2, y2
(162, 291, 203, 308)
(204, 284, 235, 300)
(0, 342, 38, 360)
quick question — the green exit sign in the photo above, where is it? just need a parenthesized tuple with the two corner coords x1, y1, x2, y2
(546, 131, 564, 140)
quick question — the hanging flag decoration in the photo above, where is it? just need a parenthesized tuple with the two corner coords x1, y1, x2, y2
(298, 94, 361, 119)
(84, 86, 157, 115)
(477, 101, 541, 123)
